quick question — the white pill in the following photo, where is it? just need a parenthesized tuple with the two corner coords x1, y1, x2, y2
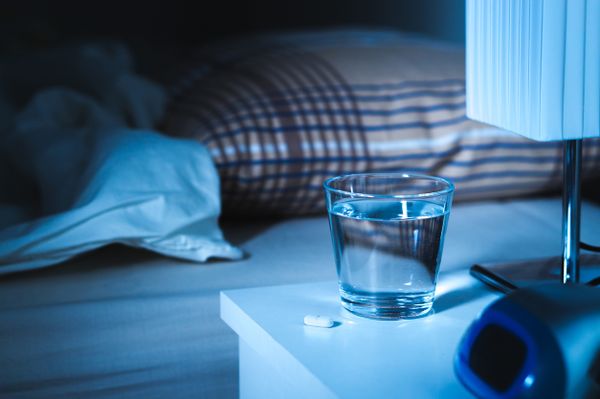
(303, 315, 334, 328)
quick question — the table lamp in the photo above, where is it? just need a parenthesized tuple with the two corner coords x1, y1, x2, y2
(466, 0, 600, 288)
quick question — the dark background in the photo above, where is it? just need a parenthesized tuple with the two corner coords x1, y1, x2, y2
(0, 0, 466, 50)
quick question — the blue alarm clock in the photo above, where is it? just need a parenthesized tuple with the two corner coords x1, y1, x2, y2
(455, 283, 600, 399)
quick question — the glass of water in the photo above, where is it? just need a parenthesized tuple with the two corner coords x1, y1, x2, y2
(324, 173, 454, 319)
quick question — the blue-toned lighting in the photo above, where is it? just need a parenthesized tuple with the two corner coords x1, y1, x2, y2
(523, 374, 535, 388)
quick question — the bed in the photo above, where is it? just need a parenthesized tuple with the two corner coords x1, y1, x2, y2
(2, 198, 600, 398)
(2, 1, 600, 398)
(3, 197, 600, 398)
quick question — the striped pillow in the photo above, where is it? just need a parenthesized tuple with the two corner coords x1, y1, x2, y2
(164, 30, 600, 215)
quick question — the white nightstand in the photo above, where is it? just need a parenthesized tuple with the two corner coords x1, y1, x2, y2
(221, 274, 499, 398)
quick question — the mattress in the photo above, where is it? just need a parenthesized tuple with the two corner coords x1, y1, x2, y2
(1, 197, 599, 398)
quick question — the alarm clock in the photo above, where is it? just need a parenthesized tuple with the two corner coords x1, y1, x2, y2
(455, 283, 600, 399)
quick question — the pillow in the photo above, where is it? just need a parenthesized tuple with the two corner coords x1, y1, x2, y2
(163, 30, 600, 216)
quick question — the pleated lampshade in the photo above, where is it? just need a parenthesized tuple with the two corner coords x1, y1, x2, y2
(466, 0, 600, 141)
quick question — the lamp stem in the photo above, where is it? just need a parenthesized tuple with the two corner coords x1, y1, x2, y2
(562, 139, 582, 284)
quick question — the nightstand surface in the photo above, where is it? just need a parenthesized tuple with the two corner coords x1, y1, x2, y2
(221, 275, 499, 398)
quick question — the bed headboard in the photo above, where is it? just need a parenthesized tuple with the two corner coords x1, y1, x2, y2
(1, 0, 465, 48)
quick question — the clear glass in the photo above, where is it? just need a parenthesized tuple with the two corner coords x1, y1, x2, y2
(323, 173, 454, 319)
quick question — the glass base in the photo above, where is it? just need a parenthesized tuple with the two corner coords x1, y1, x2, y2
(339, 287, 434, 320)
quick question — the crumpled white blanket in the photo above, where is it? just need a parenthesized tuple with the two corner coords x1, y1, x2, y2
(0, 43, 243, 274)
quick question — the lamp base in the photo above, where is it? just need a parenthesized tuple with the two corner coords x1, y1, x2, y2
(471, 254, 600, 293)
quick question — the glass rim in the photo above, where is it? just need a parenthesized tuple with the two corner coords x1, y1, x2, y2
(323, 173, 454, 199)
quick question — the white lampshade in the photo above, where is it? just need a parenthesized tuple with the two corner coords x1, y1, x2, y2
(466, 0, 600, 141)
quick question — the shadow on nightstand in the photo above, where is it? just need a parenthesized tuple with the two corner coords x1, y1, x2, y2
(433, 283, 491, 314)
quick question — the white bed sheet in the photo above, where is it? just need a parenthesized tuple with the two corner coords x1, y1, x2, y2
(1, 197, 599, 398)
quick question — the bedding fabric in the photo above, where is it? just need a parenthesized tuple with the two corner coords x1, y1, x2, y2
(0, 43, 242, 273)
(164, 29, 600, 216)
(2, 197, 600, 398)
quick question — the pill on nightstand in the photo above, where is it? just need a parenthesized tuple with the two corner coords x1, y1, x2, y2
(303, 315, 334, 328)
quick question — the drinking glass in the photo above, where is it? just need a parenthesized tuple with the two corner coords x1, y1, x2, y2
(324, 173, 454, 319)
